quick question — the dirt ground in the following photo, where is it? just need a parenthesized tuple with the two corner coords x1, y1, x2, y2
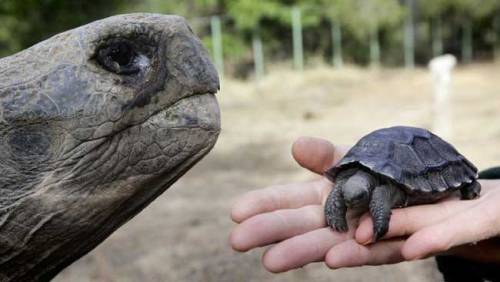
(56, 63, 500, 282)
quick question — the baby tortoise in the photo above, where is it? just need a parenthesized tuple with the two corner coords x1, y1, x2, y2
(324, 126, 480, 241)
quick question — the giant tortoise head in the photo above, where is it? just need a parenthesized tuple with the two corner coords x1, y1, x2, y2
(0, 13, 220, 281)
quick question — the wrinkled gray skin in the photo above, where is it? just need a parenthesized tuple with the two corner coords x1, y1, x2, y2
(0, 14, 220, 281)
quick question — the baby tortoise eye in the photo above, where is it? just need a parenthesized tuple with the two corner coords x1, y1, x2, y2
(96, 40, 141, 75)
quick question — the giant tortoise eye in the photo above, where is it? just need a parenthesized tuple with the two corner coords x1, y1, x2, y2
(96, 40, 142, 75)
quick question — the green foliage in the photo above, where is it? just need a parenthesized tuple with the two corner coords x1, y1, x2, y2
(227, 0, 284, 31)
(0, 0, 125, 56)
(1, 0, 500, 72)
(419, 0, 450, 18)
(324, 0, 403, 39)
(124, 0, 218, 19)
(453, 0, 500, 19)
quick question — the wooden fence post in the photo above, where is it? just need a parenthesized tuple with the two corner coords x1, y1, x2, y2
(211, 16, 224, 77)
(462, 19, 473, 64)
(370, 27, 381, 67)
(292, 6, 304, 71)
(493, 14, 500, 60)
(404, 0, 415, 69)
(252, 32, 264, 82)
(432, 16, 443, 57)
(331, 21, 343, 68)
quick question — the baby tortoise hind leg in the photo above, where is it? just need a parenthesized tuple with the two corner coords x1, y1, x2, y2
(369, 183, 407, 241)
(460, 180, 481, 200)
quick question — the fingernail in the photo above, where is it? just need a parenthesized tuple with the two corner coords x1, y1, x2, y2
(359, 237, 372, 245)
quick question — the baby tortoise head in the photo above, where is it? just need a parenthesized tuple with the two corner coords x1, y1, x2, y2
(0, 13, 220, 281)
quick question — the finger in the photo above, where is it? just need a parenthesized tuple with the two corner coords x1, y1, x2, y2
(402, 199, 500, 260)
(355, 180, 500, 244)
(230, 205, 326, 252)
(355, 198, 473, 244)
(292, 136, 349, 175)
(262, 228, 349, 273)
(231, 178, 329, 223)
(325, 239, 405, 268)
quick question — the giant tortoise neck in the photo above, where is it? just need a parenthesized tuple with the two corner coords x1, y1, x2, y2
(0, 134, 217, 281)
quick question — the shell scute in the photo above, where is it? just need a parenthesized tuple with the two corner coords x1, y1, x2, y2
(326, 126, 478, 193)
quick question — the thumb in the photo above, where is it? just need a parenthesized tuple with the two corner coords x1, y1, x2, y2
(292, 136, 348, 175)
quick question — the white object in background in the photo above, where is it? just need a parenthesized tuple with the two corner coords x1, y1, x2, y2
(428, 54, 457, 139)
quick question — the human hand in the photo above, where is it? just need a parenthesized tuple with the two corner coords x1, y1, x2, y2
(229, 137, 350, 272)
(328, 178, 500, 268)
(230, 136, 500, 272)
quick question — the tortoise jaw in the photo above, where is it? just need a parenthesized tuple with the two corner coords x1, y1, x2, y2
(0, 95, 221, 282)
(152, 92, 220, 131)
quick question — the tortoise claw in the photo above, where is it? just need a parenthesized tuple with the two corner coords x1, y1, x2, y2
(331, 218, 348, 233)
(373, 222, 389, 242)
(324, 185, 348, 233)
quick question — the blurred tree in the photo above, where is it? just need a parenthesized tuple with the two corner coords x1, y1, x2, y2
(224, 0, 324, 73)
(227, 0, 283, 31)
(0, 0, 126, 57)
(226, 0, 285, 76)
(2, 0, 500, 73)
(322, 0, 403, 66)
(127, 0, 190, 17)
(319, 0, 350, 68)
(124, 0, 219, 24)
(419, 0, 449, 57)
(452, 0, 500, 62)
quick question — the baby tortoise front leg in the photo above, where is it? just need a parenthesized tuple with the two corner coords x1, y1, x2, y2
(324, 172, 350, 232)
(369, 184, 407, 241)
